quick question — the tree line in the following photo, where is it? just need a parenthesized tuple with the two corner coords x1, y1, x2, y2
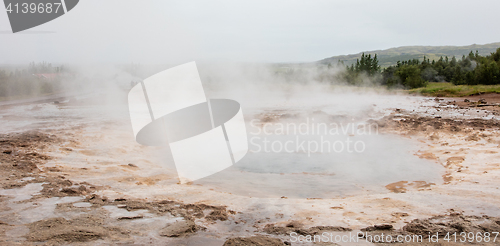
(0, 62, 63, 97)
(337, 47, 500, 88)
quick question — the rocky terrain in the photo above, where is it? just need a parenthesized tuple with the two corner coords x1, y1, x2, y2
(0, 92, 500, 245)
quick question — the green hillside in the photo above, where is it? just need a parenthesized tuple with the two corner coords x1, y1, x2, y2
(319, 42, 500, 67)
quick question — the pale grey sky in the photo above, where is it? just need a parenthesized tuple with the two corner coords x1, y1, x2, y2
(1, 0, 499, 64)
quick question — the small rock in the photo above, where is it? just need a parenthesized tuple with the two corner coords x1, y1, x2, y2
(118, 215, 143, 220)
(159, 220, 196, 237)
(206, 209, 229, 221)
(361, 224, 394, 231)
(285, 221, 303, 228)
(60, 188, 79, 195)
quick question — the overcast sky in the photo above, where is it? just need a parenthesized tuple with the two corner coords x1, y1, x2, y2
(1, 0, 499, 64)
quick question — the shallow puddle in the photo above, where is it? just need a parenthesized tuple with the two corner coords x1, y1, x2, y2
(196, 132, 445, 198)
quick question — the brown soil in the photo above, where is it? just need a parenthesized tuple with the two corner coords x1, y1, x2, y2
(356, 214, 500, 245)
(27, 215, 129, 243)
(260, 219, 494, 245)
(438, 93, 500, 114)
(263, 222, 351, 236)
(82, 195, 234, 222)
(254, 109, 364, 125)
(0, 131, 103, 198)
(0, 130, 236, 244)
(0, 131, 58, 183)
(403, 214, 500, 238)
(372, 114, 500, 134)
(223, 235, 287, 246)
(385, 181, 435, 193)
(455, 93, 500, 104)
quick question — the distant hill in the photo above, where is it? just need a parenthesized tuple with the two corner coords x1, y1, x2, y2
(318, 42, 500, 67)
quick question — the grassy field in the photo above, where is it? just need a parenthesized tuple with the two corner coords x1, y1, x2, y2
(408, 82, 500, 97)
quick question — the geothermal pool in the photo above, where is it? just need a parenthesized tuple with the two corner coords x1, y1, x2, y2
(198, 133, 444, 198)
